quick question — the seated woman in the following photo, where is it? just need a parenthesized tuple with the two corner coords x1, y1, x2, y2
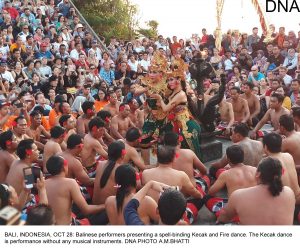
(105, 164, 159, 225)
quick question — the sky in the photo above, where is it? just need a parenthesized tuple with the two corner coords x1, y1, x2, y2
(131, 0, 300, 39)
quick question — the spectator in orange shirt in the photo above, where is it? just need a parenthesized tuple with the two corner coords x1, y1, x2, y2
(48, 95, 66, 128)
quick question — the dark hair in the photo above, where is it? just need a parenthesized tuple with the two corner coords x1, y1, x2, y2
(100, 141, 125, 188)
(67, 134, 82, 149)
(115, 164, 136, 212)
(233, 123, 249, 137)
(46, 156, 65, 176)
(81, 101, 94, 114)
(26, 204, 54, 225)
(125, 128, 140, 142)
(158, 189, 186, 225)
(157, 145, 176, 164)
(163, 132, 179, 147)
(244, 81, 254, 89)
(271, 92, 284, 103)
(17, 139, 34, 160)
(257, 157, 283, 196)
(30, 110, 41, 118)
(50, 126, 65, 138)
(97, 110, 111, 121)
(226, 145, 244, 164)
(0, 130, 13, 150)
(263, 133, 282, 153)
(88, 117, 105, 132)
(292, 107, 300, 118)
(279, 114, 294, 132)
(59, 114, 71, 127)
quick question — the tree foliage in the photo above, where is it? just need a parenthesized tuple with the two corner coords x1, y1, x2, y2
(73, 0, 139, 42)
(138, 20, 159, 38)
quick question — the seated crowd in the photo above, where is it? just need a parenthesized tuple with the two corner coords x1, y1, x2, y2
(0, 0, 300, 225)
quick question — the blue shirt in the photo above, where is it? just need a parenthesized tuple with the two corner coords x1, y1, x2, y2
(124, 199, 144, 225)
(35, 51, 53, 60)
(248, 72, 265, 83)
(99, 68, 115, 86)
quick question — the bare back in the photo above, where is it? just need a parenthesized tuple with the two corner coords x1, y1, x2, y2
(221, 165, 257, 196)
(6, 160, 28, 195)
(93, 161, 121, 204)
(105, 194, 158, 225)
(142, 167, 188, 202)
(232, 185, 295, 225)
(45, 177, 74, 225)
(268, 152, 300, 202)
(43, 140, 62, 172)
(282, 132, 300, 165)
(238, 138, 263, 167)
(0, 151, 17, 182)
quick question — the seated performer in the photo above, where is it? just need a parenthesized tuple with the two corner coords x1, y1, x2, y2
(204, 145, 257, 222)
(105, 164, 159, 225)
(251, 93, 289, 139)
(163, 131, 208, 190)
(218, 157, 295, 225)
(81, 117, 108, 177)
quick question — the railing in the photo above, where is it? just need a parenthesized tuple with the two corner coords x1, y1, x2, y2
(69, 0, 111, 56)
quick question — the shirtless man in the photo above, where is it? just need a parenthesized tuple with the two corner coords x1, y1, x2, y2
(251, 93, 290, 139)
(208, 145, 257, 197)
(263, 133, 300, 204)
(59, 114, 77, 142)
(110, 103, 135, 140)
(142, 145, 203, 203)
(12, 116, 31, 144)
(27, 111, 50, 150)
(241, 82, 260, 127)
(216, 98, 234, 133)
(227, 87, 250, 123)
(59, 134, 94, 186)
(163, 131, 207, 187)
(281, 113, 300, 187)
(103, 92, 120, 116)
(0, 131, 18, 182)
(81, 117, 108, 177)
(218, 157, 295, 225)
(128, 99, 144, 129)
(6, 139, 39, 195)
(211, 123, 263, 169)
(122, 127, 147, 171)
(279, 115, 300, 166)
(96, 110, 115, 145)
(105, 164, 159, 225)
(43, 126, 65, 173)
(93, 141, 126, 205)
(45, 155, 105, 225)
(76, 101, 95, 137)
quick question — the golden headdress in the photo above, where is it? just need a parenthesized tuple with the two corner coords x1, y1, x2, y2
(166, 57, 188, 81)
(148, 51, 168, 73)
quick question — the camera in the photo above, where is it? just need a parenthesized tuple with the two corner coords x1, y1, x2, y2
(0, 206, 21, 225)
